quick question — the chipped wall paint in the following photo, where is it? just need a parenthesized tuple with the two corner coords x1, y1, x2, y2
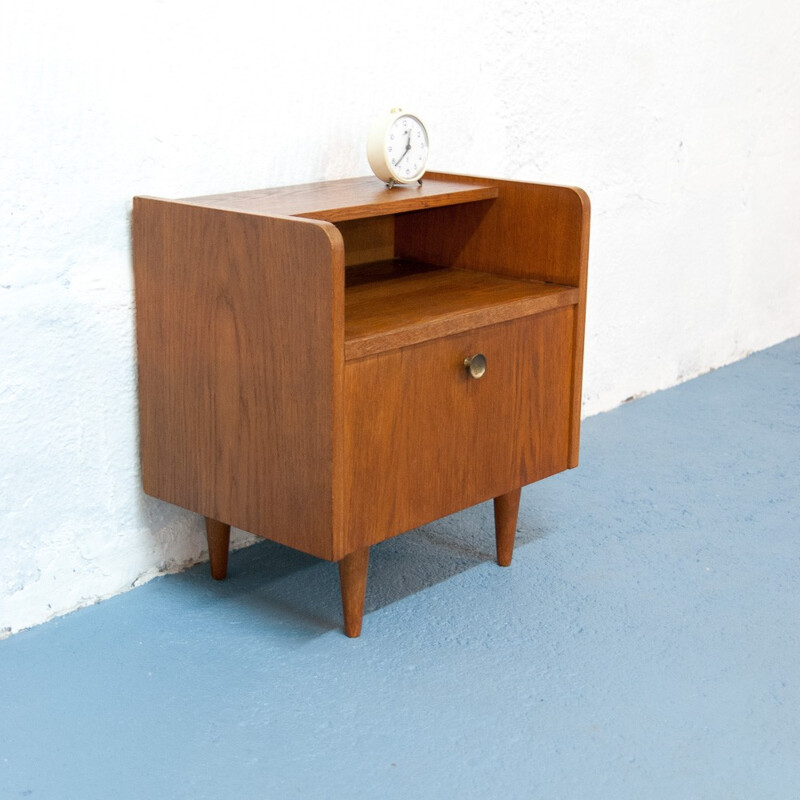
(2, 1, 799, 635)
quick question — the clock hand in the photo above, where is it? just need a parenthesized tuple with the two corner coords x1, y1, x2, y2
(395, 140, 411, 166)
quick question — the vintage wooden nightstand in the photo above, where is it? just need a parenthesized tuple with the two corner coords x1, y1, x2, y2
(133, 173, 590, 636)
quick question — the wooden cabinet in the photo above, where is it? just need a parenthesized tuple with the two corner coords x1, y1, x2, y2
(133, 173, 590, 636)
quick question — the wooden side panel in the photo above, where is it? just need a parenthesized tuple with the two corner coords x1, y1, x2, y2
(395, 173, 589, 286)
(336, 216, 395, 266)
(133, 199, 344, 560)
(396, 173, 591, 468)
(343, 309, 574, 552)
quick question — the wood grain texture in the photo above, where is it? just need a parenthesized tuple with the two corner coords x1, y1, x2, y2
(337, 216, 395, 266)
(134, 199, 345, 560)
(180, 177, 498, 223)
(494, 489, 521, 567)
(344, 258, 442, 287)
(205, 517, 231, 580)
(338, 546, 370, 637)
(343, 310, 575, 551)
(344, 263, 578, 360)
(397, 172, 590, 468)
(395, 172, 588, 285)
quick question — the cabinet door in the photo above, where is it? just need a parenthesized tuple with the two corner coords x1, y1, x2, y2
(343, 307, 575, 551)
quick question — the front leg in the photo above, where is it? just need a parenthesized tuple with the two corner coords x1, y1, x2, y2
(493, 488, 521, 567)
(338, 546, 370, 637)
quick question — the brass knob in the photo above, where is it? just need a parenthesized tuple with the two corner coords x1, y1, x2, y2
(464, 353, 487, 379)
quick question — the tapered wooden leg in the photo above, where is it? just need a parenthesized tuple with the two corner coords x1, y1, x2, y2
(205, 517, 230, 580)
(494, 488, 521, 567)
(338, 546, 370, 638)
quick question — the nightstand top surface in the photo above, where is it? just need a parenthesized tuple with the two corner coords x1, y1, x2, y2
(178, 175, 498, 223)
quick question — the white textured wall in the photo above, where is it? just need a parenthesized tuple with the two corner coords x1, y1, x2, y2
(2, 1, 799, 636)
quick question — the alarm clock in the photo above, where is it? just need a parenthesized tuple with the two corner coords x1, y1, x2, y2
(367, 108, 429, 187)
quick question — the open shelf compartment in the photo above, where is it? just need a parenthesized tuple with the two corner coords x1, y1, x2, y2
(344, 259, 579, 360)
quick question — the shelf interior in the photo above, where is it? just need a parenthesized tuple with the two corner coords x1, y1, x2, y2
(344, 259, 579, 360)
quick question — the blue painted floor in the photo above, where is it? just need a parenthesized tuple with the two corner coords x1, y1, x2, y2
(2, 337, 798, 799)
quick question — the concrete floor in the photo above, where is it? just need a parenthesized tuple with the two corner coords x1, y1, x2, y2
(1, 337, 798, 799)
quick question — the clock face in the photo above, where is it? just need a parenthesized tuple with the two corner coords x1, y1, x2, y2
(385, 114, 428, 182)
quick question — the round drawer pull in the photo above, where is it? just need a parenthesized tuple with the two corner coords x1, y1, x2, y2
(464, 353, 487, 379)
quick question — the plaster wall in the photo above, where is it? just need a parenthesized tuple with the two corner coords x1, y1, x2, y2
(2, 0, 799, 635)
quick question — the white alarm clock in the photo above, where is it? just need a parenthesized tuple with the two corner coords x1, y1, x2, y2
(367, 108, 429, 187)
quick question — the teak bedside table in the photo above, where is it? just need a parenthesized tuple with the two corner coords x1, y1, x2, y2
(133, 173, 590, 636)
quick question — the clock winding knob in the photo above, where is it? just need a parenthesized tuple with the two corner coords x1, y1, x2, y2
(464, 353, 487, 380)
